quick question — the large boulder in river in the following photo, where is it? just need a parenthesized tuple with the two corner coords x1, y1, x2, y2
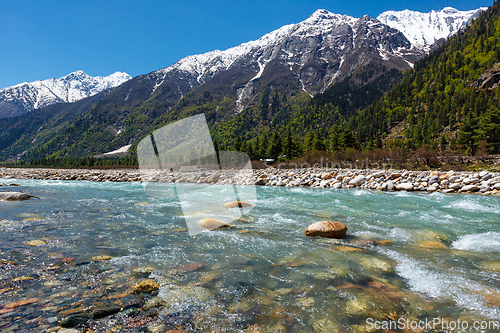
(0, 192, 37, 201)
(224, 201, 253, 209)
(199, 218, 230, 231)
(305, 221, 347, 239)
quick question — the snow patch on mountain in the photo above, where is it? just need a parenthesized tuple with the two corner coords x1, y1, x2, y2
(377, 7, 487, 46)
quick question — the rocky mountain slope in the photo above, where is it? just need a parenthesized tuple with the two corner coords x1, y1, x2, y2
(0, 71, 131, 118)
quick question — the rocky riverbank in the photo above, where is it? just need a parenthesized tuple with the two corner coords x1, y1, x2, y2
(1, 167, 500, 196)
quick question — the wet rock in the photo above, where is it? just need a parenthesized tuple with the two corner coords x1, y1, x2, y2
(59, 313, 92, 328)
(305, 221, 347, 239)
(132, 279, 159, 294)
(57, 329, 81, 333)
(123, 298, 144, 310)
(333, 245, 364, 253)
(417, 240, 448, 249)
(13, 276, 35, 282)
(479, 261, 500, 273)
(147, 322, 167, 333)
(143, 296, 166, 310)
(199, 271, 220, 283)
(0, 192, 37, 201)
(132, 266, 155, 276)
(296, 297, 315, 307)
(91, 304, 122, 319)
(224, 201, 253, 209)
(25, 240, 46, 246)
(218, 282, 254, 303)
(3, 298, 37, 309)
(313, 318, 339, 333)
(160, 309, 193, 328)
(91, 255, 113, 261)
(345, 296, 371, 316)
(351, 239, 377, 248)
(199, 218, 230, 231)
(359, 257, 394, 273)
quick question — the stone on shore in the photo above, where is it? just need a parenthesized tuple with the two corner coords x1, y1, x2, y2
(349, 176, 366, 186)
(0, 192, 37, 201)
(460, 185, 480, 192)
(305, 221, 347, 239)
(396, 183, 413, 191)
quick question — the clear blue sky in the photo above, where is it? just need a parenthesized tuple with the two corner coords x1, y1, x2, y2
(0, 0, 492, 89)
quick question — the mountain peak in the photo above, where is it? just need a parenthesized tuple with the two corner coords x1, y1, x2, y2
(377, 6, 487, 46)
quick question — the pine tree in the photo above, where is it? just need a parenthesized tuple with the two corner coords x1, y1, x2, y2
(267, 130, 283, 160)
(458, 112, 479, 155)
(259, 132, 269, 159)
(312, 131, 326, 151)
(234, 136, 242, 151)
(304, 130, 315, 151)
(329, 125, 342, 152)
(341, 128, 361, 150)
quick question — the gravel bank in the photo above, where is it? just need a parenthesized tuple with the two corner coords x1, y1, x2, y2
(1, 167, 500, 196)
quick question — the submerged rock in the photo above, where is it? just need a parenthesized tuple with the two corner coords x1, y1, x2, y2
(158, 285, 211, 309)
(169, 262, 206, 275)
(59, 313, 92, 328)
(92, 304, 122, 319)
(305, 221, 347, 238)
(25, 240, 46, 246)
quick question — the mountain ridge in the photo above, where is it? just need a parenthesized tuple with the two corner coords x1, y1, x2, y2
(0, 70, 131, 118)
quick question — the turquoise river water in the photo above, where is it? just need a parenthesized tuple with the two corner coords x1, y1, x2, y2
(0, 178, 499, 332)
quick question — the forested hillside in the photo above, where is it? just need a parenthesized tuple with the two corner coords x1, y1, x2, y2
(353, 0, 500, 154)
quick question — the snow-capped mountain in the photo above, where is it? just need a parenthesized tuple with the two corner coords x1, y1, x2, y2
(148, 9, 418, 111)
(377, 7, 487, 46)
(0, 71, 131, 118)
